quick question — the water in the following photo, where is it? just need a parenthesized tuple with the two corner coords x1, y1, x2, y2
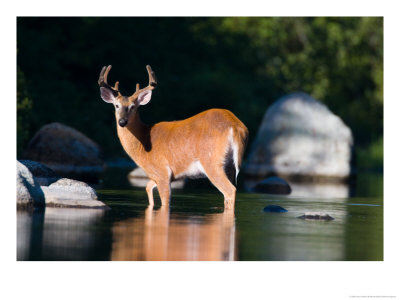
(17, 170, 383, 261)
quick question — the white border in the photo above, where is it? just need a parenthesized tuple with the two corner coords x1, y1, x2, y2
(2, 1, 399, 299)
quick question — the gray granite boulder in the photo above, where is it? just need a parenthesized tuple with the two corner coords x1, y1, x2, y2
(41, 178, 106, 208)
(243, 93, 353, 180)
(17, 161, 45, 207)
(23, 122, 104, 182)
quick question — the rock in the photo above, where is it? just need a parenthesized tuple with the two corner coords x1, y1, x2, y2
(298, 212, 334, 221)
(23, 122, 104, 182)
(17, 161, 45, 207)
(128, 167, 185, 189)
(263, 205, 288, 213)
(19, 160, 60, 186)
(41, 178, 107, 208)
(17, 160, 107, 209)
(243, 93, 353, 180)
(252, 176, 291, 194)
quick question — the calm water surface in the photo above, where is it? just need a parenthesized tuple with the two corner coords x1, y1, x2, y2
(17, 170, 383, 261)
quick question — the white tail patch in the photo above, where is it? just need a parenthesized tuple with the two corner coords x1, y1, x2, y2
(228, 127, 239, 180)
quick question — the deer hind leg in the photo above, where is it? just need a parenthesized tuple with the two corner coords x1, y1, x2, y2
(224, 145, 237, 186)
(156, 180, 171, 206)
(202, 163, 237, 209)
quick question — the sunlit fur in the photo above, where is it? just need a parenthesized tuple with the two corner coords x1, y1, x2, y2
(115, 106, 248, 209)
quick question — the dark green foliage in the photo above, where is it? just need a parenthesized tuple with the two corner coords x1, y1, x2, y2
(17, 65, 34, 157)
(17, 17, 383, 169)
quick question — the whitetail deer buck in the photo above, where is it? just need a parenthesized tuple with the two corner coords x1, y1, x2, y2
(98, 65, 248, 209)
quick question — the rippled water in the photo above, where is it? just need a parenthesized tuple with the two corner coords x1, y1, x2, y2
(17, 170, 383, 261)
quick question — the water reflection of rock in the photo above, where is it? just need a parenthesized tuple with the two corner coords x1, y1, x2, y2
(17, 210, 42, 260)
(17, 208, 108, 260)
(111, 206, 236, 261)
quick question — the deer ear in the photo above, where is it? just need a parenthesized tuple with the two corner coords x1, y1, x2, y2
(137, 90, 152, 106)
(100, 87, 115, 103)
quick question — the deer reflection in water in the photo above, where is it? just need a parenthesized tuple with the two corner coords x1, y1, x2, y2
(111, 205, 236, 261)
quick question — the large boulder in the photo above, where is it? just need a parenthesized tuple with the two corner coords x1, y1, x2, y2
(17, 161, 45, 207)
(243, 93, 353, 180)
(23, 123, 104, 182)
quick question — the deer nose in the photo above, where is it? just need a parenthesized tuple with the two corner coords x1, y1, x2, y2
(118, 118, 128, 127)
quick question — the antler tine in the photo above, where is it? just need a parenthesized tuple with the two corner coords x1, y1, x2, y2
(146, 65, 157, 89)
(98, 66, 106, 86)
(98, 65, 120, 97)
(104, 65, 111, 83)
(130, 65, 157, 99)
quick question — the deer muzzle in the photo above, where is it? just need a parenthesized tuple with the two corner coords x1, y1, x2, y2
(118, 118, 128, 127)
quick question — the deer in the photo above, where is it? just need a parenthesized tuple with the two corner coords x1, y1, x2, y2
(98, 65, 248, 209)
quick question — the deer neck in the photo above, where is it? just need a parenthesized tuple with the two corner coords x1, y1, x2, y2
(116, 109, 152, 162)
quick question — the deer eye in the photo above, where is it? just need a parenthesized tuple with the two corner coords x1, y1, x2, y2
(115, 104, 120, 109)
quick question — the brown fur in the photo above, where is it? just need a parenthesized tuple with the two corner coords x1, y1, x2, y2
(116, 107, 248, 209)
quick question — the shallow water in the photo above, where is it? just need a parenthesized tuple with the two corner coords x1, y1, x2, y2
(17, 170, 383, 261)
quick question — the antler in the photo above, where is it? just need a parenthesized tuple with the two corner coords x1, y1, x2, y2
(98, 65, 120, 97)
(130, 65, 157, 99)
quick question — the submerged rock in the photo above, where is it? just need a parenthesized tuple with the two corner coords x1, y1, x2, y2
(17, 161, 45, 207)
(23, 122, 104, 182)
(243, 92, 353, 180)
(298, 212, 334, 221)
(252, 176, 291, 195)
(263, 205, 288, 213)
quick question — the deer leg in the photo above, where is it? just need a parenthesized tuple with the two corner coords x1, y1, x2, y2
(202, 164, 237, 209)
(146, 179, 157, 206)
(156, 180, 171, 206)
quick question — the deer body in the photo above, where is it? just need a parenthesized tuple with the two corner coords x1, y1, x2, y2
(99, 65, 248, 209)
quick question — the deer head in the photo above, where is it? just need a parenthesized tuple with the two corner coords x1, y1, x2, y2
(98, 65, 157, 127)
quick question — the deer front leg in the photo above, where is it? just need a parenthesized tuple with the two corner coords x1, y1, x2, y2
(146, 179, 157, 206)
(156, 180, 171, 206)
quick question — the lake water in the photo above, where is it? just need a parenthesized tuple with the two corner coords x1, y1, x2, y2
(17, 169, 383, 261)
